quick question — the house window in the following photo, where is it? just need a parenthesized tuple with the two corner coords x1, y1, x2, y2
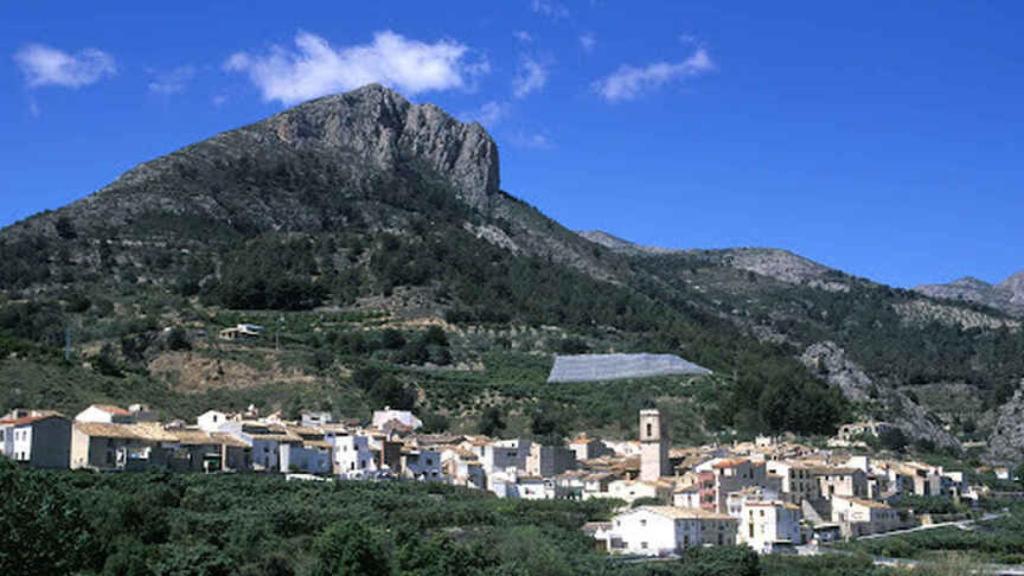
(646, 423, 652, 437)
(641, 542, 648, 549)
(640, 519, 646, 527)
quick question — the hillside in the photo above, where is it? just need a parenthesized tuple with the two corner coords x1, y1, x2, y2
(2, 84, 1023, 461)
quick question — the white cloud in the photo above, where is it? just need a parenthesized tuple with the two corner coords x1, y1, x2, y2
(594, 47, 713, 102)
(148, 65, 195, 95)
(462, 100, 509, 128)
(513, 30, 533, 44)
(13, 43, 116, 88)
(510, 131, 553, 150)
(579, 33, 597, 53)
(212, 94, 229, 107)
(225, 30, 485, 105)
(531, 0, 569, 20)
(512, 56, 547, 99)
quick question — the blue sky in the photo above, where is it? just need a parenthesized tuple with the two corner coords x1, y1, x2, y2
(2, 1, 1023, 288)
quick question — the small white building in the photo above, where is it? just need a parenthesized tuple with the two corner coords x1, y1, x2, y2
(830, 495, 902, 538)
(219, 324, 264, 341)
(401, 448, 443, 481)
(603, 506, 737, 556)
(600, 479, 672, 505)
(371, 407, 423, 432)
(441, 447, 486, 489)
(0, 412, 72, 469)
(569, 434, 608, 461)
(739, 500, 802, 554)
(75, 404, 133, 424)
(197, 410, 230, 432)
(478, 438, 531, 475)
(517, 476, 557, 500)
(334, 434, 378, 478)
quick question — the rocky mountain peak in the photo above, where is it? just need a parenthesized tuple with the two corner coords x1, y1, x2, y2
(916, 271, 1024, 317)
(267, 83, 500, 211)
(997, 271, 1024, 305)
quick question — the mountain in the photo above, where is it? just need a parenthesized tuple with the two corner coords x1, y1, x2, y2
(2, 84, 1024, 461)
(916, 273, 1024, 317)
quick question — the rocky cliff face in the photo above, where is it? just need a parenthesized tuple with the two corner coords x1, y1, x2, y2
(265, 84, 500, 211)
(988, 381, 1024, 464)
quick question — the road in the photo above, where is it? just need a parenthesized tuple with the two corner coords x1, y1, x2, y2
(855, 511, 1006, 541)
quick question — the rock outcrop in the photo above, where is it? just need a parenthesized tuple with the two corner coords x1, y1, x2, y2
(988, 380, 1024, 464)
(801, 341, 960, 450)
(999, 272, 1024, 307)
(266, 84, 500, 211)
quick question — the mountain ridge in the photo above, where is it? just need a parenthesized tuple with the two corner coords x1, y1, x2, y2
(916, 272, 1024, 318)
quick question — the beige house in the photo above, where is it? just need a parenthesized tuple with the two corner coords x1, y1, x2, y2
(812, 466, 869, 500)
(71, 421, 252, 472)
(71, 422, 178, 471)
(830, 495, 902, 538)
(767, 461, 820, 504)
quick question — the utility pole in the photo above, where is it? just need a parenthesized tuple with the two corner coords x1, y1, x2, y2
(64, 324, 72, 362)
(276, 316, 284, 352)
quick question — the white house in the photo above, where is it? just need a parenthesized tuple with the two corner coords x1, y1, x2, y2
(0, 412, 72, 469)
(280, 441, 332, 475)
(517, 476, 556, 500)
(334, 434, 378, 478)
(371, 408, 423, 431)
(219, 323, 264, 341)
(599, 479, 672, 505)
(75, 404, 133, 424)
(478, 439, 531, 475)
(197, 410, 230, 432)
(739, 500, 802, 554)
(441, 447, 486, 489)
(673, 486, 702, 509)
(603, 506, 737, 556)
(830, 495, 902, 538)
(401, 448, 443, 481)
(217, 421, 297, 473)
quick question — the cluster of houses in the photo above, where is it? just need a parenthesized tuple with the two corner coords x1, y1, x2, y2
(0, 404, 980, 557)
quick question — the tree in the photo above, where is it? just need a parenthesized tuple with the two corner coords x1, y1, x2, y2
(368, 376, 416, 411)
(478, 406, 507, 437)
(55, 216, 77, 240)
(380, 329, 406, 350)
(165, 327, 192, 352)
(0, 461, 94, 576)
(312, 521, 394, 576)
(878, 427, 909, 453)
(530, 403, 568, 444)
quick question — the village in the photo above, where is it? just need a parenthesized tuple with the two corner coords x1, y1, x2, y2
(0, 398, 991, 560)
